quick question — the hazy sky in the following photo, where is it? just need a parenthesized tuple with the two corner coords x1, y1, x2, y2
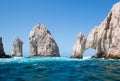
(0, 0, 119, 57)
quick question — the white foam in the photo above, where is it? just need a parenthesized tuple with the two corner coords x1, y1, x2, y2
(13, 57, 23, 59)
(83, 56, 91, 59)
(1, 57, 119, 63)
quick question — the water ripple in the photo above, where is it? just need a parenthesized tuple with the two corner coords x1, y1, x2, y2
(0, 57, 120, 81)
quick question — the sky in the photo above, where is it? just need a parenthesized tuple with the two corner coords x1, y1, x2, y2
(0, 0, 119, 57)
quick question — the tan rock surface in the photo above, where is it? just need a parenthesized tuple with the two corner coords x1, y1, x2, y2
(11, 37, 23, 57)
(72, 2, 120, 59)
(29, 24, 60, 57)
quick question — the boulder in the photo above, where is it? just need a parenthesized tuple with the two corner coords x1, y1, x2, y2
(29, 24, 60, 57)
(72, 2, 120, 59)
(11, 37, 23, 57)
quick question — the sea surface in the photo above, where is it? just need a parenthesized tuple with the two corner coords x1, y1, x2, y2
(0, 57, 120, 81)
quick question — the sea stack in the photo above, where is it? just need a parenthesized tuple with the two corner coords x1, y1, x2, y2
(0, 36, 11, 58)
(29, 24, 60, 57)
(0, 36, 6, 58)
(11, 37, 23, 57)
(72, 2, 120, 59)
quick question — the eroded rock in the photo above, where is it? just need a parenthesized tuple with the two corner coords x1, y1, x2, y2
(29, 24, 60, 57)
(11, 37, 23, 57)
(72, 2, 120, 59)
(0, 36, 11, 58)
(72, 32, 86, 58)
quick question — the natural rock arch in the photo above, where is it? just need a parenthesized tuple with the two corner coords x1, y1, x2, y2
(72, 2, 120, 59)
(72, 32, 103, 58)
(83, 48, 96, 58)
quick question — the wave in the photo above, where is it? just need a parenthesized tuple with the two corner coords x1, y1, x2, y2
(83, 56, 91, 59)
(0, 57, 120, 81)
(0, 56, 120, 64)
(13, 57, 23, 59)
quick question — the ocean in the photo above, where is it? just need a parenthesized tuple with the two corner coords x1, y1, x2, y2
(0, 57, 120, 81)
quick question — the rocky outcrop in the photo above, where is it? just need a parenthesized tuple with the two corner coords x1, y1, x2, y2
(0, 36, 11, 58)
(0, 36, 6, 57)
(29, 24, 60, 57)
(71, 33, 86, 58)
(72, 2, 120, 59)
(11, 37, 23, 57)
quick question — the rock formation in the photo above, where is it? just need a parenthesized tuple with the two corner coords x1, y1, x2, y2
(11, 37, 23, 57)
(29, 24, 60, 57)
(72, 2, 120, 59)
(0, 36, 6, 57)
(71, 32, 86, 58)
(0, 36, 11, 58)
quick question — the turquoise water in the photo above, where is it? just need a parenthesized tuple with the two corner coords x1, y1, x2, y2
(0, 57, 120, 81)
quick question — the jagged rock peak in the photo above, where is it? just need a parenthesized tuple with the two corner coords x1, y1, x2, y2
(0, 36, 6, 56)
(72, 2, 120, 59)
(71, 32, 86, 58)
(112, 2, 120, 11)
(0, 36, 11, 58)
(29, 24, 60, 57)
(11, 37, 23, 57)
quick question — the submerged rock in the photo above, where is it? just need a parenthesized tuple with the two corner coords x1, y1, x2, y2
(29, 24, 60, 57)
(0, 36, 11, 58)
(72, 2, 120, 59)
(11, 37, 23, 57)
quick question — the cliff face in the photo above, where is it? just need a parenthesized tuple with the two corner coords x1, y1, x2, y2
(11, 37, 23, 57)
(72, 2, 120, 59)
(29, 24, 60, 57)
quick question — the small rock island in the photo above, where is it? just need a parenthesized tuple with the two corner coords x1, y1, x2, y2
(0, 37, 11, 58)
(72, 2, 120, 59)
(11, 37, 23, 57)
(29, 24, 60, 57)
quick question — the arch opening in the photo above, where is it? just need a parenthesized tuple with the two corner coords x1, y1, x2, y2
(83, 48, 96, 59)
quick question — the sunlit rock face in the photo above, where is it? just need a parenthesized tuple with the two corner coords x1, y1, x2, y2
(72, 32, 86, 58)
(72, 2, 120, 59)
(11, 37, 23, 57)
(29, 24, 60, 57)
